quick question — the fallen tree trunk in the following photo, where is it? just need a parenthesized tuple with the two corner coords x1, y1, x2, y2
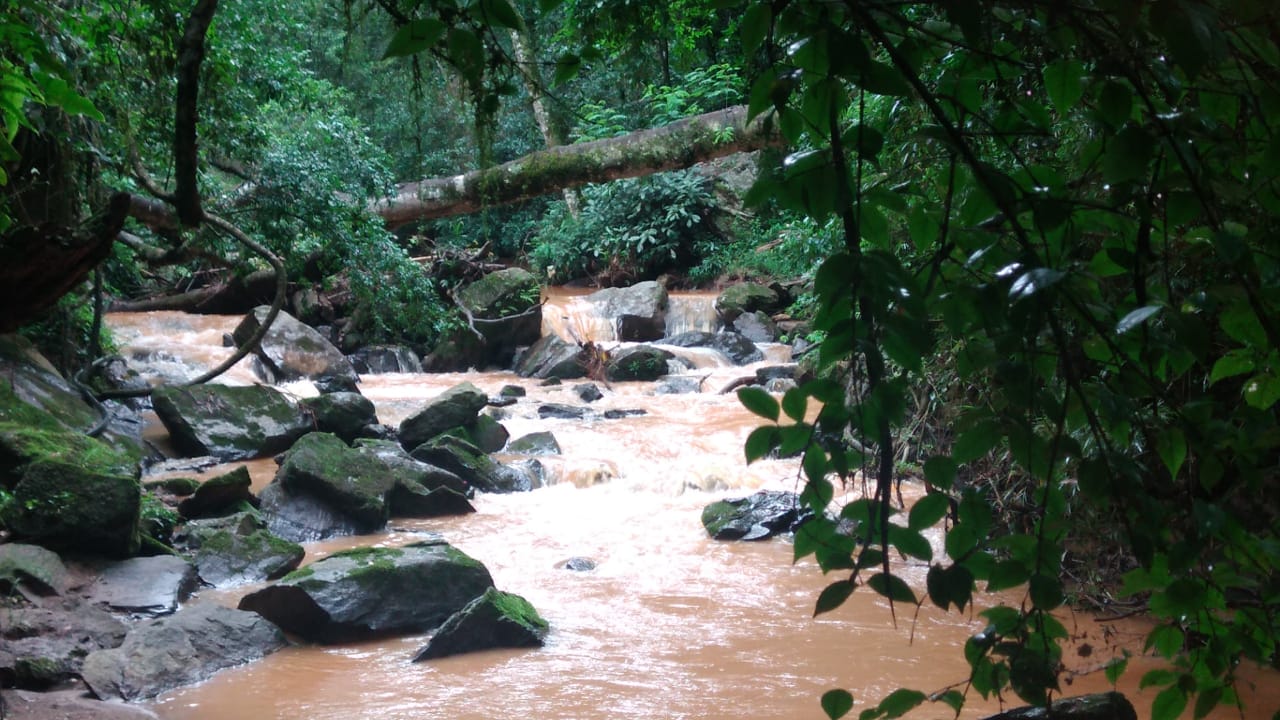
(372, 104, 778, 228)
(108, 269, 280, 315)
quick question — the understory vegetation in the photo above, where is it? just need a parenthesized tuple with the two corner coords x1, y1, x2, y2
(2, 1, 1278, 719)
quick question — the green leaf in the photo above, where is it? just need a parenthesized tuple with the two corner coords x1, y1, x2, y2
(1220, 302, 1267, 347)
(1105, 654, 1129, 685)
(987, 559, 1031, 592)
(936, 690, 964, 714)
(1209, 350, 1255, 384)
(1141, 669, 1178, 690)
(1029, 573, 1064, 610)
(480, 0, 524, 29)
(878, 689, 926, 719)
(1103, 126, 1155, 184)
(953, 420, 999, 463)
(1153, 685, 1188, 720)
(923, 455, 957, 490)
(1116, 305, 1162, 334)
(553, 53, 581, 86)
(1193, 686, 1224, 719)
(741, 3, 771, 55)
(867, 572, 917, 604)
(927, 562, 974, 612)
(1157, 428, 1187, 479)
(889, 526, 933, 561)
(860, 62, 913, 97)
(744, 426, 779, 463)
(447, 26, 484, 75)
(1244, 373, 1280, 410)
(738, 386, 779, 421)
(382, 18, 447, 59)
(1043, 59, 1085, 114)
(909, 494, 949, 530)
(782, 388, 808, 421)
(822, 689, 855, 720)
(815, 580, 855, 616)
(1098, 80, 1132, 127)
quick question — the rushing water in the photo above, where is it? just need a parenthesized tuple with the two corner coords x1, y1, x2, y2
(104, 293, 1277, 720)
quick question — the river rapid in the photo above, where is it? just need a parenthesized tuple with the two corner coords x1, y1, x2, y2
(104, 292, 1276, 720)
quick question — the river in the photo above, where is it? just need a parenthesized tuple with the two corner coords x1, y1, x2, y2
(104, 293, 1276, 720)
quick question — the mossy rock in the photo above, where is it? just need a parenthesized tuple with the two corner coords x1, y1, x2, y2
(3, 459, 141, 557)
(398, 382, 489, 451)
(301, 392, 378, 443)
(1, 380, 140, 485)
(507, 431, 562, 456)
(604, 345, 675, 382)
(412, 587, 549, 661)
(409, 435, 526, 493)
(239, 539, 494, 644)
(152, 384, 311, 461)
(182, 512, 305, 587)
(143, 476, 201, 496)
(177, 466, 255, 520)
(457, 268, 541, 320)
(714, 282, 781, 324)
(276, 432, 398, 532)
(465, 414, 509, 453)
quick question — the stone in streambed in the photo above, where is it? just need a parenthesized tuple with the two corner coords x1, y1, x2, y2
(232, 306, 360, 391)
(177, 466, 255, 520)
(408, 435, 530, 494)
(663, 330, 763, 365)
(151, 384, 310, 461)
(178, 511, 304, 587)
(604, 345, 674, 382)
(238, 540, 494, 644)
(85, 555, 199, 617)
(301, 391, 379, 444)
(701, 490, 811, 541)
(412, 588, 548, 661)
(80, 603, 287, 701)
(398, 382, 488, 451)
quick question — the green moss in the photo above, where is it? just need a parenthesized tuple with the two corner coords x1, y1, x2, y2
(282, 564, 315, 582)
(143, 476, 201, 495)
(488, 588, 549, 632)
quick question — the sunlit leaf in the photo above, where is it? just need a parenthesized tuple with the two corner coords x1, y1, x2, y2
(1153, 685, 1188, 720)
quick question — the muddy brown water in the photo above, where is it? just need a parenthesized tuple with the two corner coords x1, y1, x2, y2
(105, 294, 1278, 720)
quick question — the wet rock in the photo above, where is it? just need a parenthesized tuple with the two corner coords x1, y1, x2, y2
(465, 414, 509, 453)
(232, 306, 360, 390)
(498, 384, 526, 398)
(398, 382, 488, 451)
(1, 686, 163, 719)
(2, 460, 141, 558)
(732, 310, 779, 343)
(558, 557, 597, 572)
(755, 364, 797, 383)
(515, 335, 587, 380)
(141, 456, 220, 477)
(408, 435, 526, 494)
(0, 544, 71, 597)
(0, 601, 128, 691)
(572, 382, 604, 402)
(505, 459, 548, 491)
(178, 512, 304, 587)
(301, 391, 378, 443)
(86, 555, 199, 617)
(143, 476, 200, 496)
(488, 395, 517, 407)
(507, 431, 562, 456)
(603, 409, 647, 419)
(663, 331, 763, 365)
(714, 282, 781, 325)
(584, 281, 668, 341)
(262, 434, 475, 543)
(348, 345, 423, 374)
(537, 403, 590, 420)
(81, 603, 288, 701)
(765, 377, 797, 393)
(701, 490, 810, 541)
(238, 540, 494, 644)
(653, 376, 702, 394)
(412, 588, 548, 661)
(177, 466, 255, 520)
(151, 384, 311, 461)
(988, 692, 1136, 720)
(604, 345, 675, 382)
(457, 268, 543, 367)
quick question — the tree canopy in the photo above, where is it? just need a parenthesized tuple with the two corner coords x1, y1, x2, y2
(1, 1, 1278, 719)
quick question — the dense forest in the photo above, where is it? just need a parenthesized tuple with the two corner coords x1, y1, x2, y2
(2, 1, 1278, 719)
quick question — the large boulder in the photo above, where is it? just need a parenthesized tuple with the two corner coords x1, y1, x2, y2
(177, 466, 255, 520)
(81, 603, 288, 701)
(701, 490, 810, 541)
(263, 433, 474, 542)
(604, 345, 675, 382)
(238, 539, 494, 643)
(457, 268, 543, 367)
(348, 345, 423, 374)
(412, 588, 548, 661)
(664, 330, 763, 365)
(0, 689, 163, 719)
(2, 460, 141, 558)
(514, 335, 587, 380)
(507, 431, 562, 456)
(714, 282, 782, 325)
(732, 310, 780, 343)
(178, 511, 304, 587)
(232, 306, 360, 391)
(409, 435, 528, 493)
(151, 384, 311, 461)
(0, 544, 71, 597)
(85, 555, 199, 616)
(0, 601, 128, 690)
(398, 382, 488, 451)
(584, 281, 668, 341)
(301, 391, 378, 444)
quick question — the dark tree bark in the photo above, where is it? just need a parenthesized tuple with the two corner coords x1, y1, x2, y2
(0, 192, 130, 333)
(173, 0, 219, 227)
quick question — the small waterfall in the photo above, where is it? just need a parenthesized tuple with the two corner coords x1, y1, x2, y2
(663, 293, 721, 337)
(541, 288, 721, 344)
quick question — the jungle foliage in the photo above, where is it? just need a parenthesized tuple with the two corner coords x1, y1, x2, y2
(721, 2, 1280, 720)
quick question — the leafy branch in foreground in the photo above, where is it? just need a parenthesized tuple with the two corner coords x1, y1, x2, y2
(735, 2, 1280, 719)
